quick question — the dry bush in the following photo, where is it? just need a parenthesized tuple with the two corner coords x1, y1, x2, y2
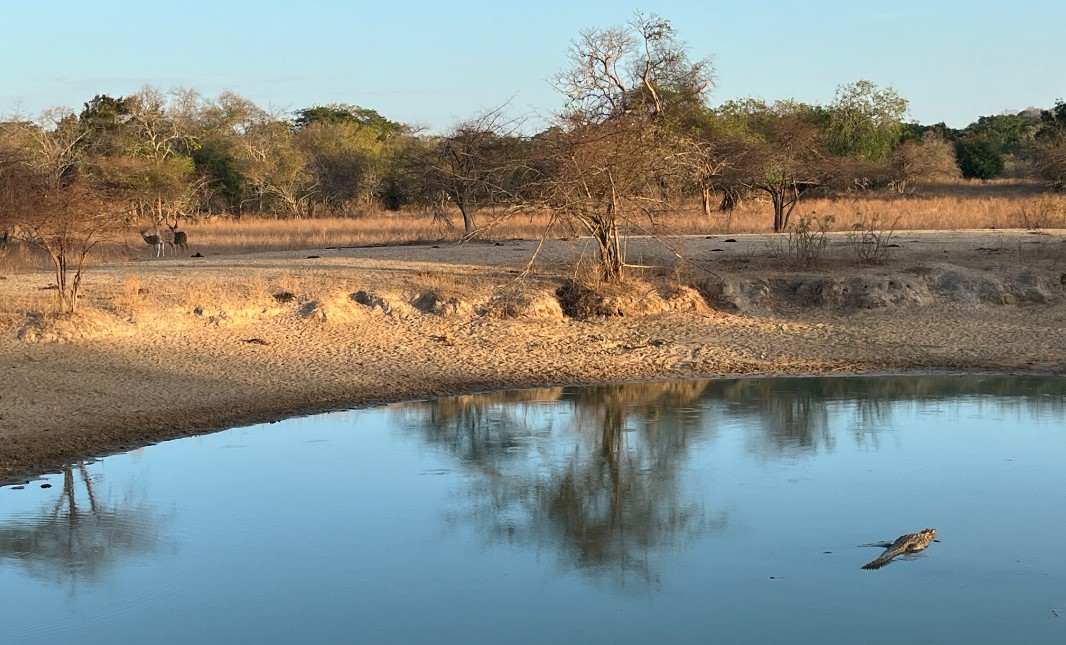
(1007, 196, 1066, 230)
(771, 213, 835, 269)
(0, 282, 51, 324)
(556, 274, 670, 318)
(186, 214, 453, 254)
(483, 286, 564, 319)
(176, 274, 274, 321)
(846, 213, 899, 265)
(121, 275, 146, 317)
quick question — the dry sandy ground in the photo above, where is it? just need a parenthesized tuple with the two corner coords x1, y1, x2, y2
(2, 229, 1065, 484)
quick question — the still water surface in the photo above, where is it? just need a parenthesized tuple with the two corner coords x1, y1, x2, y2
(1, 375, 1065, 644)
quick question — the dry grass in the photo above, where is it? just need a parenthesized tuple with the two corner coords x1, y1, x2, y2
(170, 182, 1064, 257)
(2, 181, 1064, 277)
(182, 210, 459, 254)
(652, 180, 1066, 235)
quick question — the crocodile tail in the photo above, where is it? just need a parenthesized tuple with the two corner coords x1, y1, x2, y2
(862, 556, 891, 570)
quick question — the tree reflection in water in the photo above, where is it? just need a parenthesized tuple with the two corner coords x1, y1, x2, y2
(0, 463, 166, 591)
(399, 382, 728, 590)
(398, 374, 1065, 589)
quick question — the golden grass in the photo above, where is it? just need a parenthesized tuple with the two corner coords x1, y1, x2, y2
(649, 180, 1066, 236)
(181, 210, 459, 255)
(2, 181, 1064, 274)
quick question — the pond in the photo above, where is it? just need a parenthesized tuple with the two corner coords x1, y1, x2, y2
(1, 375, 1065, 644)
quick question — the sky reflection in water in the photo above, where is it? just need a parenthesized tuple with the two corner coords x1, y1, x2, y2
(1, 375, 1065, 644)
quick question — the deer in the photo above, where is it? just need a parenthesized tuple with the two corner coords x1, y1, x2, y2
(165, 221, 189, 254)
(139, 229, 165, 257)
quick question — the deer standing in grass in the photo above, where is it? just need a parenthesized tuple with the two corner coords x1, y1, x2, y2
(140, 229, 165, 257)
(165, 222, 188, 254)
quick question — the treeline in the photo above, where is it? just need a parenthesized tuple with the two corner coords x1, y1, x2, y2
(906, 108, 1066, 182)
(2, 12, 1065, 311)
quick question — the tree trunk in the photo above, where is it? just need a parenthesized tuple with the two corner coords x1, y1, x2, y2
(592, 216, 623, 281)
(701, 185, 713, 218)
(45, 247, 72, 313)
(458, 201, 475, 234)
(772, 191, 786, 233)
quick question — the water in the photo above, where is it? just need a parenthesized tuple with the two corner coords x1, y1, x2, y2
(1, 375, 1065, 644)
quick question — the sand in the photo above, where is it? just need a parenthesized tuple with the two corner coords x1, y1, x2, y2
(2, 230, 1065, 485)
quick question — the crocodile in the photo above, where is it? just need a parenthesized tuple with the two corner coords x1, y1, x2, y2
(860, 528, 937, 570)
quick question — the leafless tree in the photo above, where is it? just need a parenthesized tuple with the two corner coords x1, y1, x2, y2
(1035, 137, 1066, 191)
(889, 131, 960, 193)
(541, 12, 713, 280)
(0, 114, 124, 313)
(414, 105, 532, 235)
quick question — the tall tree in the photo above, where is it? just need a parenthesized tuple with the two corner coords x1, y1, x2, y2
(414, 106, 531, 234)
(717, 100, 829, 232)
(0, 113, 122, 313)
(190, 91, 265, 215)
(542, 11, 713, 280)
(824, 80, 908, 162)
(293, 104, 411, 214)
(1034, 100, 1066, 189)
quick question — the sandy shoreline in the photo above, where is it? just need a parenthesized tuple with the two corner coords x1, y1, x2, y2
(2, 230, 1065, 485)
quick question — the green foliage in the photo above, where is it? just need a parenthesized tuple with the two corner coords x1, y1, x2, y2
(296, 120, 388, 211)
(824, 80, 908, 162)
(964, 113, 1039, 151)
(192, 142, 247, 208)
(955, 140, 1004, 180)
(899, 121, 954, 144)
(293, 104, 407, 139)
(79, 94, 130, 132)
(1039, 100, 1066, 135)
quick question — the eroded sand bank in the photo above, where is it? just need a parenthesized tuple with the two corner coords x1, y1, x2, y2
(2, 231, 1064, 484)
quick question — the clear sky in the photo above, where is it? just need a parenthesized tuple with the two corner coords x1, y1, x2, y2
(2, 0, 1062, 133)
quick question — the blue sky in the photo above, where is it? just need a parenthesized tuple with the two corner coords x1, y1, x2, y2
(2, 0, 1062, 132)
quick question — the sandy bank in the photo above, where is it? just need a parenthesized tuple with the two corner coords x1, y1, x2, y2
(1, 231, 1065, 484)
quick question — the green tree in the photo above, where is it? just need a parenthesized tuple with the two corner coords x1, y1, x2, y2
(293, 104, 411, 215)
(955, 139, 1004, 180)
(950, 110, 1043, 179)
(294, 104, 407, 139)
(192, 91, 272, 216)
(296, 120, 383, 214)
(824, 80, 908, 162)
(717, 99, 831, 232)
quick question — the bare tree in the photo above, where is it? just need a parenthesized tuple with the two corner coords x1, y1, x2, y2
(413, 106, 531, 235)
(0, 114, 123, 313)
(5, 169, 121, 313)
(1034, 103, 1066, 190)
(890, 131, 960, 193)
(1035, 138, 1066, 191)
(542, 12, 713, 280)
(534, 119, 683, 280)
